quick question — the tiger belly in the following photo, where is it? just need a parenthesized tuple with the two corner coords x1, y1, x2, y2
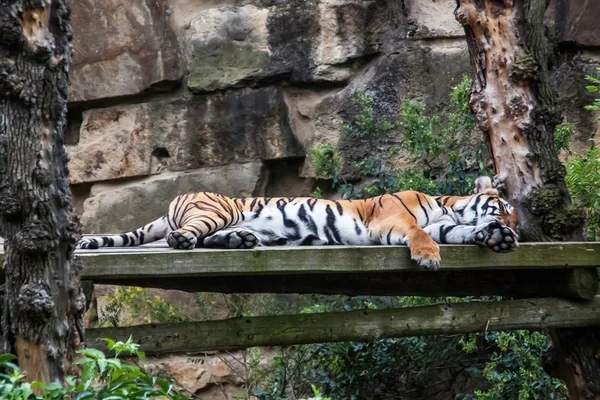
(233, 199, 374, 246)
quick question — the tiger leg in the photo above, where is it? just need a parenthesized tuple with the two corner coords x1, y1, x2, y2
(369, 217, 441, 270)
(202, 228, 259, 249)
(166, 193, 243, 250)
(424, 216, 518, 253)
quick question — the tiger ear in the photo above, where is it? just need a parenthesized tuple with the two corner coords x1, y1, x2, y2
(474, 176, 498, 196)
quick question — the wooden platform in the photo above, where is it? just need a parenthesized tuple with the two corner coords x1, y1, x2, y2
(2, 240, 599, 355)
(1, 242, 599, 299)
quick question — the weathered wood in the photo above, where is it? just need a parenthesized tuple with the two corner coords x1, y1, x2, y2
(83, 268, 598, 300)
(0, 243, 598, 299)
(0, 0, 83, 386)
(1, 242, 598, 275)
(86, 296, 600, 355)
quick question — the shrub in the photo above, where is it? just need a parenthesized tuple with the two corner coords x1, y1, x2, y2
(0, 338, 188, 400)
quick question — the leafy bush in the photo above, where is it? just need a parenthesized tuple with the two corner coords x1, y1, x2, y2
(308, 145, 342, 180)
(310, 75, 490, 199)
(584, 67, 600, 118)
(0, 338, 188, 400)
(343, 93, 395, 138)
(565, 148, 600, 240)
(554, 122, 574, 154)
(100, 286, 188, 327)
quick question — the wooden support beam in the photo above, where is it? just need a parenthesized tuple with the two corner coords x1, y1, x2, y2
(0, 243, 598, 299)
(86, 296, 600, 356)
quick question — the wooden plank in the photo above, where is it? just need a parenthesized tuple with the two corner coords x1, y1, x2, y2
(1, 243, 598, 275)
(1, 243, 598, 298)
(75, 243, 600, 277)
(86, 296, 600, 355)
(91, 267, 598, 300)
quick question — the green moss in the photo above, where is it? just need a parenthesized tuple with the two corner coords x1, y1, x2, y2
(530, 187, 561, 215)
(188, 41, 268, 92)
(541, 204, 586, 240)
(510, 53, 538, 82)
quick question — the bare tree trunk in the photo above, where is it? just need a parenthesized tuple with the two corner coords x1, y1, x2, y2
(0, 0, 85, 385)
(454, 0, 584, 242)
(455, 1, 599, 398)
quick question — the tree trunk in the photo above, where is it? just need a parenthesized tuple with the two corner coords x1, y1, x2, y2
(454, 0, 584, 242)
(455, 1, 599, 398)
(0, 0, 85, 386)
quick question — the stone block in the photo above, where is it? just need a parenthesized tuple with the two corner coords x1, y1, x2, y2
(67, 87, 303, 184)
(69, 0, 183, 103)
(554, 0, 600, 47)
(187, 0, 377, 92)
(80, 162, 264, 233)
(301, 41, 471, 178)
(405, 0, 464, 39)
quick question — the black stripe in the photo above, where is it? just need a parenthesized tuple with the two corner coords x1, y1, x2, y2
(439, 225, 457, 244)
(423, 196, 434, 210)
(392, 194, 417, 223)
(120, 234, 129, 246)
(323, 227, 336, 245)
(378, 196, 384, 207)
(249, 198, 258, 211)
(334, 201, 343, 215)
(325, 205, 342, 243)
(416, 194, 429, 225)
(298, 204, 319, 236)
(277, 199, 300, 240)
(299, 235, 320, 246)
(308, 198, 317, 211)
(139, 232, 145, 245)
(354, 219, 362, 235)
(471, 194, 483, 211)
(386, 228, 393, 245)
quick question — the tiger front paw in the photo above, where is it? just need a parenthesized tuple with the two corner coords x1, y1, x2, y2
(203, 230, 259, 249)
(474, 220, 518, 253)
(167, 230, 197, 250)
(410, 243, 441, 271)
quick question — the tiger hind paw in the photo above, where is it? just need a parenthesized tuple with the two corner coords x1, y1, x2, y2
(474, 220, 519, 253)
(167, 231, 198, 250)
(203, 230, 258, 249)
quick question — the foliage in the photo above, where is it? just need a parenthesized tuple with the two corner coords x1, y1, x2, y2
(475, 331, 567, 400)
(310, 74, 490, 199)
(308, 145, 342, 180)
(584, 67, 600, 119)
(342, 92, 395, 138)
(295, 74, 566, 400)
(554, 122, 574, 154)
(0, 338, 188, 400)
(100, 286, 188, 327)
(565, 148, 600, 240)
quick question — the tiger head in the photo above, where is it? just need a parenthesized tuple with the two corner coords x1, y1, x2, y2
(473, 176, 520, 232)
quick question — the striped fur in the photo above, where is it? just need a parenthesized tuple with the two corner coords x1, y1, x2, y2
(79, 178, 519, 270)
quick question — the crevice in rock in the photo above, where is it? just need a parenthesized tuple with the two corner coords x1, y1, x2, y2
(65, 107, 83, 146)
(67, 79, 185, 113)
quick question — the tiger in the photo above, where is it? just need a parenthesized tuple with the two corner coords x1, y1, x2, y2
(78, 176, 519, 271)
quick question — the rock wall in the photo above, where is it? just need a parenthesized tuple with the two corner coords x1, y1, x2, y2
(67, 0, 600, 233)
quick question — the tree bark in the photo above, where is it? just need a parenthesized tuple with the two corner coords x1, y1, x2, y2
(455, 1, 598, 398)
(454, 0, 584, 242)
(0, 0, 85, 386)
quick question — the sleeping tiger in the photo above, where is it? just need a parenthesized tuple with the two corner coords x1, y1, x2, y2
(79, 176, 519, 270)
